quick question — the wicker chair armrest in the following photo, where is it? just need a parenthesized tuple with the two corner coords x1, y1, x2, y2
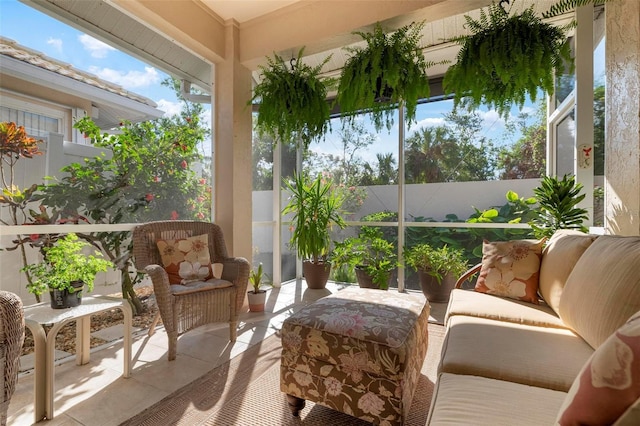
(220, 257, 250, 310)
(143, 264, 175, 332)
(455, 263, 482, 289)
(0, 291, 25, 410)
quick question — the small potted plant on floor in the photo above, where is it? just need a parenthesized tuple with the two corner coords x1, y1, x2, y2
(404, 243, 468, 303)
(247, 263, 270, 312)
(331, 227, 399, 290)
(282, 172, 346, 289)
(22, 233, 114, 308)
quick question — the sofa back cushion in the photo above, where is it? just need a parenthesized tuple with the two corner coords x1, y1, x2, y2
(558, 235, 640, 349)
(556, 310, 640, 425)
(539, 230, 598, 314)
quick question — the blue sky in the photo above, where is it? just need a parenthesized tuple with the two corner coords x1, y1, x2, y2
(0, 0, 183, 115)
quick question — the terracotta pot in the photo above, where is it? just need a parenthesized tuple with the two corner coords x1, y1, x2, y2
(303, 260, 331, 289)
(49, 280, 84, 309)
(355, 267, 396, 290)
(247, 290, 267, 312)
(418, 270, 457, 303)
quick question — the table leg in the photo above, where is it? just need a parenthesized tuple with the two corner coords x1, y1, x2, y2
(76, 315, 91, 365)
(45, 319, 72, 419)
(25, 320, 46, 423)
(121, 300, 132, 378)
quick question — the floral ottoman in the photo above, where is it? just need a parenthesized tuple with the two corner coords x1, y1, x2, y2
(280, 287, 430, 425)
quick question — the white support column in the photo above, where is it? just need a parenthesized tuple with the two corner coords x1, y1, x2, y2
(574, 4, 595, 225)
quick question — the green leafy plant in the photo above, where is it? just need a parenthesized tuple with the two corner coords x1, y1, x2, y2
(543, 0, 612, 19)
(443, 1, 572, 117)
(249, 263, 269, 294)
(337, 21, 432, 131)
(282, 172, 346, 264)
(531, 174, 589, 239)
(22, 233, 114, 297)
(331, 227, 399, 290)
(251, 48, 334, 148)
(404, 244, 468, 285)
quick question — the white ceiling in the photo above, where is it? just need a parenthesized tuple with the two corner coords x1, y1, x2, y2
(201, 0, 301, 23)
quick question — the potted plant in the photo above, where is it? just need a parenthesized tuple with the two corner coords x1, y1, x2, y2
(337, 21, 432, 132)
(282, 172, 346, 289)
(251, 48, 334, 149)
(531, 174, 589, 239)
(331, 227, 399, 290)
(22, 233, 114, 309)
(443, 0, 573, 118)
(247, 263, 270, 312)
(404, 243, 469, 303)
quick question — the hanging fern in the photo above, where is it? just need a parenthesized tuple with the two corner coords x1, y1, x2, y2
(337, 22, 433, 132)
(251, 48, 334, 148)
(543, 0, 611, 19)
(443, 1, 572, 118)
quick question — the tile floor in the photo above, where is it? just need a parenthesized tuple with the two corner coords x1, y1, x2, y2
(8, 281, 446, 426)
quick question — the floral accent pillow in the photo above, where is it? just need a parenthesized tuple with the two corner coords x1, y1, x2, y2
(156, 233, 213, 284)
(474, 239, 544, 304)
(556, 311, 640, 425)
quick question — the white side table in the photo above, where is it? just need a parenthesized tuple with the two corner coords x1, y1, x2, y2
(24, 295, 132, 422)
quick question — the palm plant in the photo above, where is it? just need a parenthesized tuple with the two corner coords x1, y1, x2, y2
(531, 174, 589, 239)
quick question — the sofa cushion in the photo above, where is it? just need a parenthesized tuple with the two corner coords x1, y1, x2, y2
(427, 373, 566, 426)
(156, 233, 214, 284)
(440, 315, 594, 391)
(475, 239, 544, 304)
(559, 235, 640, 349)
(556, 311, 640, 426)
(538, 230, 598, 314)
(445, 288, 567, 329)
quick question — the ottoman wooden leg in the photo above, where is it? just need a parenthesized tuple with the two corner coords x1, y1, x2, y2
(286, 394, 306, 416)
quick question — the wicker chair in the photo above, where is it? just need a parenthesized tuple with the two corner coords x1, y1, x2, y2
(1, 291, 25, 426)
(132, 221, 250, 361)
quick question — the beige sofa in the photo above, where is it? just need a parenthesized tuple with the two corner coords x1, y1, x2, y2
(427, 231, 640, 425)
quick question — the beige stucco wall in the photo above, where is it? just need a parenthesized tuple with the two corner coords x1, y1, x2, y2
(605, 0, 640, 236)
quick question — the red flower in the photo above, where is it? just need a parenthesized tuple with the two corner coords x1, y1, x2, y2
(145, 193, 154, 202)
(186, 117, 192, 123)
(199, 178, 206, 185)
(180, 160, 188, 169)
(153, 176, 161, 183)
(29, 234, 39, 242)
(170, 211, 179, 220)
(197, 212, 205, 219)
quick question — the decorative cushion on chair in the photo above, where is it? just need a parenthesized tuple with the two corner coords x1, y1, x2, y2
(156, 233, 214, 284)
(474, 239, 544, 304)
(556, 310, 640, 426)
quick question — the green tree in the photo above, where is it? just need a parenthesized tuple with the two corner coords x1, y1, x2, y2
(405, 110, 497, 183)
(498, 105, 546, 179)
(36, 78, 211, 313)
(593, 84, 605, 176)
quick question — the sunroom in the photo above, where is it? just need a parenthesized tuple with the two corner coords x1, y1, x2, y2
(1, 0, 639, 424)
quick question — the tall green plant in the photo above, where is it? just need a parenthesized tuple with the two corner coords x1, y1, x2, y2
(531, 174, 589, 239)
(443, 1, 572, 117)
(282, 172, 346, 264)
(337, 21, 432, 131)
(251, 48, 333, 148)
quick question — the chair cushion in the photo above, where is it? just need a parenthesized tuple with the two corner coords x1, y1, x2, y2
(427, 373, 566, 426)
(538, 230, 597, 314)
(559, 235, 640, 349)
(474, 239, 544, 304)
(445, 288, 566, 329)
(556, 310, 640, 426)
(156, 233, 214, 284)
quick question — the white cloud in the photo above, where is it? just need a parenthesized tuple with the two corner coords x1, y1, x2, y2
(156, 99, 182, 117)
(46, 37, 63, 53)
(78, 34, 115, 58)
(88, 66, 161, 89)
(408, 117, 446, 133)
